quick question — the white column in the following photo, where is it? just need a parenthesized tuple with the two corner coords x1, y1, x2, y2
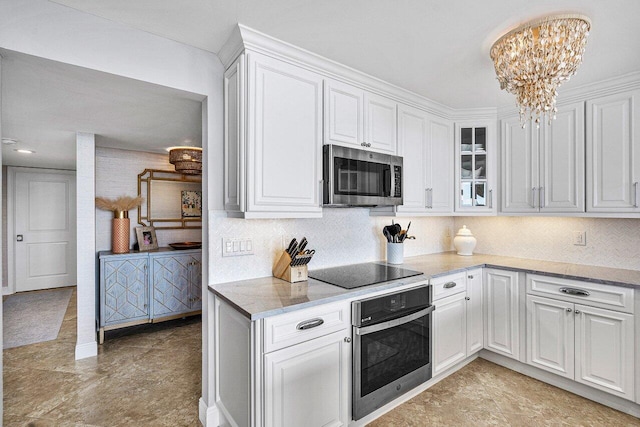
(75, 132, 97, 359)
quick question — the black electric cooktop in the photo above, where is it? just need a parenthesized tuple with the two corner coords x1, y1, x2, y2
(308, 262, 423, 289)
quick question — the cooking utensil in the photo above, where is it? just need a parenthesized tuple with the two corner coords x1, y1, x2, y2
(382, 226, 393, 243)
(398, 230, 407, 242)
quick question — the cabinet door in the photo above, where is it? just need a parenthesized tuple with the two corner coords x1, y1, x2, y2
(501, 116, 538, 213)
(397, 104, 428, 212)
(575, 304, 634, 400)
(540, 102, 585, 212)
(247, 52, 323, 215)
(264, 330, 350, 427)
(526, 295, 574, 379)
(466, 269, 484, 355)
(433, 292, 467, 376)
(364, 92, 397, 154)
(324, 79, 364, 147)
(101, 257, 149, 326)
(151, 254, 191, 317)
(455, 122, 496, 213)
(189, 253, 202, 310)
(484, 269, 520, 360)
(586, 90, 640, 212)
(428, 115, 454, 213)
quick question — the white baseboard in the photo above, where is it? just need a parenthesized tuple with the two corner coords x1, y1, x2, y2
(3, 287, 13, 296)
(75, 341, 97, 360)
(199, 397, 224, 427)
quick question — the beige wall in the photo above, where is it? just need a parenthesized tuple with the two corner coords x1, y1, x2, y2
(454, 216, 640, 270)
(95, 147, 202, 252)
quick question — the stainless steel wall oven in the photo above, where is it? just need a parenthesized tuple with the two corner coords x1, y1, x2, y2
(351, 284, 433, 420)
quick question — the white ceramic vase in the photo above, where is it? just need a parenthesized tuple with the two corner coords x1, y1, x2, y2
(453, 225, 476, 256)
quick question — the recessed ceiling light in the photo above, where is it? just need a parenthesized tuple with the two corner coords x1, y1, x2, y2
(15, 149, 36, 154)
(166, 145, 202, 152)
(2, 138, 18, 145)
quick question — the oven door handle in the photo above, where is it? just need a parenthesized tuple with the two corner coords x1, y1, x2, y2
(354, 305, 434, 336)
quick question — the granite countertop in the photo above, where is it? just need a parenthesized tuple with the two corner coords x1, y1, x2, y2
(209, 252, 640, 321)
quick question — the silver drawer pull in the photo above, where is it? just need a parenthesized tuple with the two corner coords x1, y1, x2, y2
(296, 318, 324, 330)
(443, 282, 457, 289)
(559, 287, 590, 297)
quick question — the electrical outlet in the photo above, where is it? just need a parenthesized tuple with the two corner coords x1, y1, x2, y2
(572, 231, 586, 246)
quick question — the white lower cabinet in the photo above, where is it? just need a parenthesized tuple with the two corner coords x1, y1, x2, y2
(432, 269, 483, 376)
(527, 285, 635, 400)
(264, 329, 350, 427)
(484, 269, 520, 360)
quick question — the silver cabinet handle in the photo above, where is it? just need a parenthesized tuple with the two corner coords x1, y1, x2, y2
(468, 275, 474, 279)
(465, 296, 470, 301)
(531, 187, 537, 209)
(488, 189, 493, 209)
(296, 318, 324, 330)
(566, 307, 572, 313)
(539, 186, 544, 209)
(443, 281, 457, 289)
(634, 182, 639, 208)
(559, 287, 590, 297)
(344, 337, 351, 343)
(319, 180, 324, 207)
(428, 188, 433, 209)
(575, 309, 581, 315)
(425, 188, 429, 208)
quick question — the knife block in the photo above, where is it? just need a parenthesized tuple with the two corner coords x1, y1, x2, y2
(273, 251, 308, 283)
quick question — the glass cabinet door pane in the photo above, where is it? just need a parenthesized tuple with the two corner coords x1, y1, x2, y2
(475, 154, 486, 179)
(474, 182, 486, 207)
(461, 155, 473, 179)
(461, 182, 473, 207)
(461, 128, 472, 152)
(474, 128, 486, 151)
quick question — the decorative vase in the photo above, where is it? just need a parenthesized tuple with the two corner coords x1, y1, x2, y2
(387, 242, 404, 264)
(112, 210, 130, 254)
(453, 225, 476, 256)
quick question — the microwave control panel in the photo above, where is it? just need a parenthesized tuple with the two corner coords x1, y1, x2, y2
(393, 165, 402, 197)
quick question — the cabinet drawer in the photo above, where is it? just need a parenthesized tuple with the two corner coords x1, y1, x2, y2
(431, 271, 467, 301)
(263, 301, 350, 353)
(527, 274, 634, 314)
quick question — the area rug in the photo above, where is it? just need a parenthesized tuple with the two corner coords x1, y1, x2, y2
(3, 288, 73, 349)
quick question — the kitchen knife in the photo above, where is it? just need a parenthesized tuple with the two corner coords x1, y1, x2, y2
(286, 238, 297, 256)
(297, 237, 308, 253)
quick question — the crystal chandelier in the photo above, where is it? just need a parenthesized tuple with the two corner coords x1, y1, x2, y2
(490, 14, 591, 127)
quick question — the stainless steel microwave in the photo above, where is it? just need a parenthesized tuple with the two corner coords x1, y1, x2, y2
(323, 145, 403, 207)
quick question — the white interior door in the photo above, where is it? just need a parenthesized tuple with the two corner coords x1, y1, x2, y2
(12, 168, 77, 292)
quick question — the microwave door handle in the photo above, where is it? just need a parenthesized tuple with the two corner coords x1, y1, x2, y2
(384, 168, 391, 197)
(354, 306, 434, 336)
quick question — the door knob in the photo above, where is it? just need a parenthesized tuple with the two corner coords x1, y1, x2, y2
(16, 235, 23, 242)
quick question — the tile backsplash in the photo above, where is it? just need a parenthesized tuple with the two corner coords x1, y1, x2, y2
(209, 209, 454, 284)
(454, 216, 640, 270)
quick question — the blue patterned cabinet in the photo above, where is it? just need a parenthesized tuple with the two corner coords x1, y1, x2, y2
(98, 248, 202, 343)
(150, 251, 202, 316)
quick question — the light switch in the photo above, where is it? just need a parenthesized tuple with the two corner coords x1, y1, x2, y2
(222, 238, 255, 257)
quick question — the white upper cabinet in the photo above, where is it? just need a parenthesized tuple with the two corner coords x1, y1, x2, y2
(396, 104, 453, 214)
(325, 78, 397, 154)
(455, 121, 496, 214)
(501, 102, 585, 213)
(224, 52, 324, 218)
(586, 90, 640, 213)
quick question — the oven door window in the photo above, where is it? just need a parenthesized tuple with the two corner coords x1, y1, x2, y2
(360, 316, 430, 397)
(334, 157, 390, 197)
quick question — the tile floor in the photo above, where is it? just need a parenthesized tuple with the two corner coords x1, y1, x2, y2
(3, 287, 202, 426)
(368, 358, 640, 427)
(4, 288, 639, 426)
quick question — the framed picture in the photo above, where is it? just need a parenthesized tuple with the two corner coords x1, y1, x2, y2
(135, 226, 158, 251)
(181, 190, 202, 218)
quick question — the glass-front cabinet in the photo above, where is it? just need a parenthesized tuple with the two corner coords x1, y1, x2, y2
(455, 121, 496, 214)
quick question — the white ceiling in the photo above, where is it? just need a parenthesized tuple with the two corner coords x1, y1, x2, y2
(51, 0, 640, 109)
(4, 0, 640, 169)
(1, 49, 203, 169)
